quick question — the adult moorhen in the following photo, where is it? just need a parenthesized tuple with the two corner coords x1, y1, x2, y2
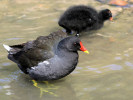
(3, 36, 89, 81)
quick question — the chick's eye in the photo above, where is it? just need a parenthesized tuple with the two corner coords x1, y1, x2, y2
(108, 11, 111, 14)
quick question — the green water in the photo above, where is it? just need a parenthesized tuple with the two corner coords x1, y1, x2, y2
(0, 0, 133, 100)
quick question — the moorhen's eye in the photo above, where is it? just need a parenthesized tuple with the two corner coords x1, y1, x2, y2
(74, 42, 80, 47)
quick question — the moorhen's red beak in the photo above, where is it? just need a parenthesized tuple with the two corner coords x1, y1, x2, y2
(79, 41, 89, 54)
(110, 17, 113, 21)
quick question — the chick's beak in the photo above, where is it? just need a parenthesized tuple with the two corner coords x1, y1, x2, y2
(110, 17, 113, 21)
(79, 41, 89, 54)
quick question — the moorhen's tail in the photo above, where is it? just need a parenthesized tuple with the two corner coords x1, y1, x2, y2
(3, 44, 23, 63)
(3, 44, 29, 74)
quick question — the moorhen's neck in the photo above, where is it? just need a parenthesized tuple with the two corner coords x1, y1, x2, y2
(98, 12, 106, 22)
(56, 45, 78, 58)
(55, 36, 79, 59)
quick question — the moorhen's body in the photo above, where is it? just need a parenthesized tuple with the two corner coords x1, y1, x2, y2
(4, 30, 67, 74)
(3, 36, 89, 81)
(58, 5, 113, 36)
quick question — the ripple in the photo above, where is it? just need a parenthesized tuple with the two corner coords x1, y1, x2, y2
(76, 67, 83, 70)
(95, 71, 102, 73)
(102, 64, 122, 70)
(88, 87, 97, 91)
(116, 84, 121, 87)
(5, 91, 14, 95)
(6, 38, 23, 40)
(0, 78, 11, 83)
(114, 57, 122, 60)
(83, 88, 88, 91)
(2, 62, 11, 66)
(125, 61, 133, 68)
(23, 26, 43, 31)
(0, 86, 2, 89)
(26, 16, 42, 20)
(86, 66, 98, 71)
(72, 71, 80, 74)
(3, 85, 10, 89)
(124, 54, 129, 57)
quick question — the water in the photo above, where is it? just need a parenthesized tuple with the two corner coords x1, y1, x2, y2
(0, 0, 133, 100)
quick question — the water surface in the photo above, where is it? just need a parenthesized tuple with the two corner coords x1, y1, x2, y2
(0, 0, 133, 100)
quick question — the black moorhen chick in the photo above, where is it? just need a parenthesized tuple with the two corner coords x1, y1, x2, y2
(3, 36, 89, 81)
(58, 5, 113, 36)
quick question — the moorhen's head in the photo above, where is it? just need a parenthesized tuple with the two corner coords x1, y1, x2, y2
(58, 36, 89, 54)
(100, 9, 113, 21)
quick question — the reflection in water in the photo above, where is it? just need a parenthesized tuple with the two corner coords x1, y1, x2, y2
(7, 74, 78, 100)
(32, 80, 59, 97)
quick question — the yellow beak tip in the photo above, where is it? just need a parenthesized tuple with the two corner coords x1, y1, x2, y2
(84, 50, 89, 54)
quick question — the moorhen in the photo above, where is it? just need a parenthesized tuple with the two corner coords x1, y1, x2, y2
(58, 5, 113, 36)
(3, 36, 89, 81)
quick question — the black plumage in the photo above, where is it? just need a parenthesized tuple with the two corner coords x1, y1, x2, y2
(4, 33, 88, 81)
(58, 5, 112, 35)
(6, 30, 67, 74)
